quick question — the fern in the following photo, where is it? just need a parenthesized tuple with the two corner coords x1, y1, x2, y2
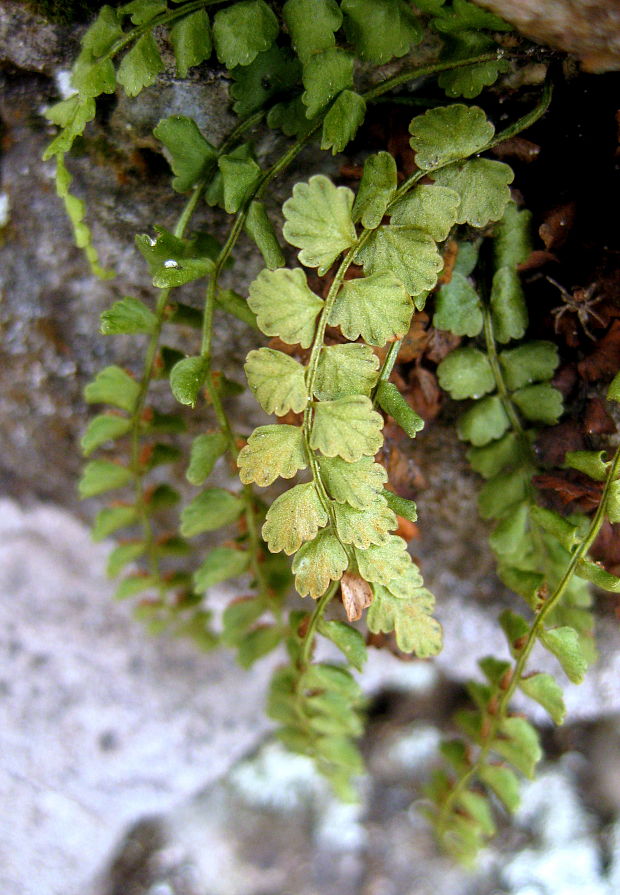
(43, 0, 602, 850)
(424, 205, 620, 861)
(237, 99, 555, 794)
(78, 109, 284, 650)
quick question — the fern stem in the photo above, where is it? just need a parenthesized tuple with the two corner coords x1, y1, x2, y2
(131, 181, 205, 578)
(482, 306, 527, 443)
(374, 339, 403, 398)
(481, 294, 556, 577)
(363, 53, 515, 102)
(299, 580, 340, 671)
(436, 443, 620, 838)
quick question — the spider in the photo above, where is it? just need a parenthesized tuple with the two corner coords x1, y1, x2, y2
(546, 277, 606, 340)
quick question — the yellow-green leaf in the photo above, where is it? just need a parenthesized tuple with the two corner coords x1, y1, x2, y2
(390, 184, 460, 242)
(333, 499, 396, 548)
(431, 159, 513, 228)
(238, 424, 307, 486)
(330, 272, 413, 346)
(356, 226, 443, 303)
(314, 343, 379, 400)
(292, 529, 349, 597)
(245, 347, 307, 415)
(351, 151, 397, 229)
(367, 582, 442, 656)
(311, 395, 383, 461)
(263, 483, 329, 555)
(409, 103, 494, 170)
(519, 672, 566, 725)
(354, 535, 410, 585)
(282, 175, 357, 274)
(319, 456, 387, 509)
(248, 267, 324, 347)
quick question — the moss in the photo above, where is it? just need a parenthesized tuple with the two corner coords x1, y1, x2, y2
(17, 0, 121, 25)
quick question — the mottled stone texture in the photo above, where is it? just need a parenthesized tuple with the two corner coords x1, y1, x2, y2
(0, 7, 256, 507)
(475, 0, 620, 71)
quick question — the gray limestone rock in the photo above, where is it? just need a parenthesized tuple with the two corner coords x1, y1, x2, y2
(0, 498, 276, 895)
(4, 494, 620, 895)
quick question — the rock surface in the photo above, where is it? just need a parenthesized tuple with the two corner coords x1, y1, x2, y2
(0, 498, 275, 895)
(474, 0, 620, 72)
(4, 495, 620, 895)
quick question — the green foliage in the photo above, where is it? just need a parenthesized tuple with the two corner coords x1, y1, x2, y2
(310, 395, 384, 461)
(153, 116, 216, 192)
(428, 200, 620, 862)
(283, 0, 342, 63)
(368, 582, 442, 655)
(409, 103, 494, 169)
(245, 348, 307, 415)
(117, 31, 163, 96)
(248, 267, 324, 347)
(283, 175, 357, 274)
(301, 47, 354, 118)
(432, 159, 514, 228)
(52, 0, 605, 851)
(54, 155, 112, 278)
(342, 0, 422, 63)
(376, 382, 424, 438)
(331, 273, 413, 346)
(314, 344, 379, 400)
(212, 0, 278, 68)
(238, 425, 308, 486)
(433, 271, 483, 336)
(170, 9, 212, 78)
(100, 296, 158, 334)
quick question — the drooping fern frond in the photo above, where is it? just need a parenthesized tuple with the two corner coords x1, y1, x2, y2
(235, 101, 554, 794)
(425, 436, 620, 861)
(436, 203, 595, 651)
(424, 205, 620, 862)
(78, 112, 287, 651)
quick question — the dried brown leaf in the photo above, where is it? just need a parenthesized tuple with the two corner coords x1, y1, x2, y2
(517, 250, 558, 272)
(398, 312, 430, 363)
(425, 327, 461, 364)
(492, 136, 541, 163)
(539, 202, 576, 251)
(591, 521, 620, 573)
(406, 363, 442, 421)
(578, 319, 620, 382)
(394, 516, 419, 542)
(341, 572, 373, 622)
(533, 471, 603, 512)
(438, 239, 459, 285)
(583, 396, 617, 435)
